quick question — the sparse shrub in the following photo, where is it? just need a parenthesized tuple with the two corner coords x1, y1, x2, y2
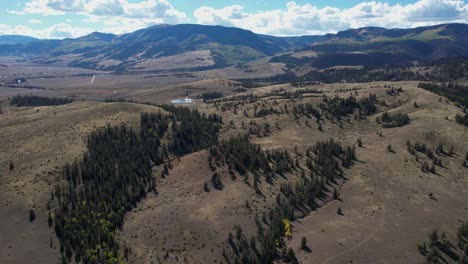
(204, 182, 210, 192)
(9, 161, 14, 171)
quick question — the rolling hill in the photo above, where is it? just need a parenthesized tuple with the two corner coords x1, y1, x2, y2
(0, 24, 322, 71)
(1, 23, 468, 72)
(272, 23, 468, 69)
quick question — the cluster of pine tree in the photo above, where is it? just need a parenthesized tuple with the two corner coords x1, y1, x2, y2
(418, 222, 468, 264)
(407, 141, 449, 174)
(196, 91, 224, 101)
(418, 82, 468, 107)
(358, 93, 378, 116)
(385, 87, 403, 96)
(255, 107, 281, 118)
(427, 58, 468, 82)
(104, 98, 136, 103)
(265, 88, 322, 99)
(377, 111, 410, 128)
(225, 139, 356, 264)
(210, 135, 293, 179)
(292, 66, 421, 84)
(217, 93, 258, 103)
(320, 96, 358, 120)
(10, 95, 73, 107)
(319, 94, 378, 121)
(292, 103, 321, 120)
(226, 212, 299, 264)
(291, 59, 468, 85)
(52, 106, 222, 264)
(160, 105, 222, 156)
(54, 125, 155, 264)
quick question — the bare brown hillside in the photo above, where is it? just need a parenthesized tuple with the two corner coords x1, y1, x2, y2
(0, 81, 467, 264)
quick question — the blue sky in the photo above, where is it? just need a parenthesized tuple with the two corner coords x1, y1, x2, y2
(1, 0, 467, 38)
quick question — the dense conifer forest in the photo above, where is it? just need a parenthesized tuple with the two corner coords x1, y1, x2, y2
(10, 95, 73, 107)
(51, 105, 222, 264)
(291, 59, 468, 85)
(418, 82, 468, 107)
(237, 59, 468, 87)
(319, 94, 378, 121)
(210, 135, 294, 181)
(196, 91, 224, 101)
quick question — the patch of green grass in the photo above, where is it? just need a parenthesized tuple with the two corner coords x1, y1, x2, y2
(210, 44, 265, 66)
(373, 27, 453, 43)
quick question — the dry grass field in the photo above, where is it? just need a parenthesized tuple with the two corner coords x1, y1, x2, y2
(0, 60, 467, 264)
(113, 81, 468, 264)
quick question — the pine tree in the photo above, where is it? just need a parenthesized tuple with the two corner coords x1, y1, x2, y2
(337, 207, 343, 215)
(387, 144, 393, 152)
(212, 173, 223, 190)
(48, 211, 53, 227)
(333, 188, 339, 200)
(357, 138, 363, 147)
(29, 209, 36, 223)
(301, 236, 308, 250)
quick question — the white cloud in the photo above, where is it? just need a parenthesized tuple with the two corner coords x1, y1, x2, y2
(0, 23, 93, 39)
(16, 0, 186, 23)
(9, 0, 187, 37)
(194, 0, 468, 36)
(8, 10, 27, 15)
(28, 19, 42, 24)
(5, 0, 468, 38)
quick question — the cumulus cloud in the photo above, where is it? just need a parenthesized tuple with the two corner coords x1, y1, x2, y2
(194, 0, 468, 35)
(0, 23, 93, 39)
(6, 0, 187, 38)
(28, 19, 42, 24)
(6, 0, 468, 38)
(16, 0, 186, 23)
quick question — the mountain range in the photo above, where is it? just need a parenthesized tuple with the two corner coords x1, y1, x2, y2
(0, 35, 38, 45)
(1, 23, 467, 71)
